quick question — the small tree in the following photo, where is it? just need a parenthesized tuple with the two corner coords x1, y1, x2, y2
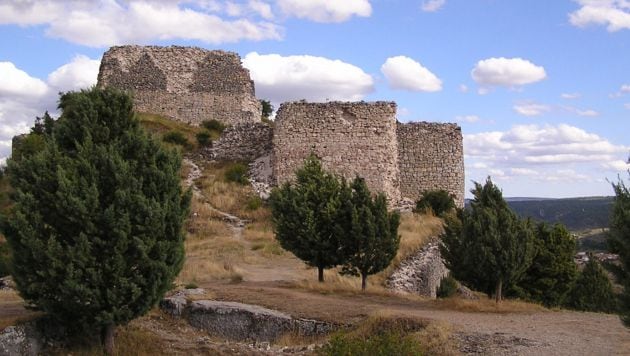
(511, 223, 578, 307)
(609, 173, 630, 325)
(415, 189, 455, 217)
(270, 154, 344, 282)
(340, 177, 400, 291)
(261, 99, 274, 118)
(568, 257, 617, 313)
(440, 178, 534, 303)
(3, 88, 190, 353)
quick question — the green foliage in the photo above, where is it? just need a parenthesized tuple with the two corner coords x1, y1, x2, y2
(339, 177, 400, 290)
(609, 173, 630, 325)
(437, 274, 458, 299)
(415, 190, 455, 217)
(440, 178, 534, 302)
(270, 154, 346, 282)
(568, 257, 617, 313)
(508, 197, 613, 231)
(224, 163, 249, 185)
(31, 111, 55, 136)
(195, 130, 212, 147)
(3, 88, 190, 338)
(184, 282, 199, 289)
(0, 242, 11, 277)
(201, 119, 226, 133)
(246, 196, 262, 210)
(510, 223, 578, 307)
(260, 99, 274, 118)
(321, 331, 423, 356)
(162, 130, 190, 148)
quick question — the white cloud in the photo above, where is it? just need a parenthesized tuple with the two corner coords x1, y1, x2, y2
(623, 84, 630, 92)
(0, 1, 282, 47)
(421, 0, 446, 12)
(513, 102, 550, 116)
(455, 115, 480, 123)
(48, 55, 101, 91)
(0, 57, 101, 163)
(569, 0, 630, 32)
(249, 0, 273, 20)
(602, 160, 630, 171)
(561, 92, 581, 99)
(277, 0, 371, 23)
(459, 84, 469, 93)
(471, 57, 546, 88)
(625, 103, 630, 110)
(381, 56, 442, 92)
(242, 52, 374, 104)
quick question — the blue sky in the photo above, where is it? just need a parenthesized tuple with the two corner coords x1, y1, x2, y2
(0, 0, 629, 198)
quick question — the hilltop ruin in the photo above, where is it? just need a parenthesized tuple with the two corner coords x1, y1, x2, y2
(97, 45, 465, 207)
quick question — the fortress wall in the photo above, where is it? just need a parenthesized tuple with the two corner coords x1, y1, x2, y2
(212, 123, 274, 162)
(273, 101, 401, 202)
(97, 45, 260, 126)
(397, 122, 465, 207)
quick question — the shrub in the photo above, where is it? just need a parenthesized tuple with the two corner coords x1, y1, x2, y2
(224, 163, 249, 185)
(437, 274, 458, 298)
(184, 282, 198, 289)
(246, 196, 262, 210)
(162, 130, 190, 148)
(321, 332, 423, 356)
(567, 257, 617, 313)
(196, 130, 212, 147)
(201, 119, 226, 133)
(0, 242, 11, 277)
(415, 190, 455, 217)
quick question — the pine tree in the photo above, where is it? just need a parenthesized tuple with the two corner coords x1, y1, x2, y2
(511, 223, 578, 307)
(609, 173, 630, 325)
(3, 88, 190, 353)
(440, 178, 534, 302)
(340, 177, 400, 291)
(269, 154, 344, 282)
(568, 257, 617, 313)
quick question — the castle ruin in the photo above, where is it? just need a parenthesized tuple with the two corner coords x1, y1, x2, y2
(97, 45, 465, 207)
(97, 46, 261, 126)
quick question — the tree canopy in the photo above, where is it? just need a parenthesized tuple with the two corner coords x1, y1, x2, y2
(3, 87, 190, 352)
(609, 173, 630, 325)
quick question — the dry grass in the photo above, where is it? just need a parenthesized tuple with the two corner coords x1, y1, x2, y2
(137, 112, 202, 152)
(433, 296, 547, 314)
(412, 320, 460, 356)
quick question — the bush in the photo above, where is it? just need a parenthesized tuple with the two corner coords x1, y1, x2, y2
(415, 190, 455, 217)
(567, 257, 617, 313)
(201, 119, 226, 133)
(246, 196, 262, 210)
(162, 130, 190, 148)
(321, 332, 423, 356)
(196, 130, 212, 147)
(224, 163, 249, 185)
(0, 242, 11, 277)
(437, 274, 458, 298)
(184, 282, 198, 289)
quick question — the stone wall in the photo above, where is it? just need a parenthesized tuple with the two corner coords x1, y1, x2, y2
(97, 45, 261, 126)
(212, 123, 273, 162)
(397, 122, 465, 207)
(273, 101, 401, 202)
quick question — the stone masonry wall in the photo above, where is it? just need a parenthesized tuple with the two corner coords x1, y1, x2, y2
(97, 45, 260, 126)
(212, 123, 273, 162)
(273, 101, 401, 202)
(397, 122, 465, 207)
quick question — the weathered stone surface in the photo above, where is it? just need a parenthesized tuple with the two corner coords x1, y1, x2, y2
(160, 295, 188, 317)
(273, 101, 401, 202)
(0, 324, 42, 356)
(97, 45, 261, 126)
(212, 122, 273, 162)
(386, 239, 449, 298)
(397, 122, 465, 208)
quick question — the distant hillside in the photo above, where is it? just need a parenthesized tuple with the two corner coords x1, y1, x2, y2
(506, 197, 614, 231)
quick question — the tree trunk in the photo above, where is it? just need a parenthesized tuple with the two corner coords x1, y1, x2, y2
(318, 266, 324, 282)
(102, 324, 116, 355)
(361, 273, 367, 291)
(495, 279, 503, 304)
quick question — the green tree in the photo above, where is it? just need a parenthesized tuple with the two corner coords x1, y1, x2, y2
(3, 88, 190, 353)
(339, 177, 400, 291)
(511, 223, 578, 307)
(568, 257, 617, 313)
(270, 154, 344, 282)
(414, 189, 455, 217)
(440, 178, 534, 303)
(609, 173, 630, 325)
(261, 99, 274, 118)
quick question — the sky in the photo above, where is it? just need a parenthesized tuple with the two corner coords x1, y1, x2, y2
(0, 0, 629, 198)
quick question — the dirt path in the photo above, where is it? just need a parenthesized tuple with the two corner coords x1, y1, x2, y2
(201, 281, 630, 356)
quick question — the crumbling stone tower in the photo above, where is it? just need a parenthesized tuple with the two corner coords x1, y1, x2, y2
(97, 45, 261, 126)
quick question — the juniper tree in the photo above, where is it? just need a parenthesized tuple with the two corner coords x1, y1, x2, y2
(440, 178, 534, 302)
(340, 177, 400, 291)
(511, 223, 578, 307)
(568, 257, 617, 313)
(609, 173, 630, 325)
(3, 88, 190, 353)
(269, 154, 344, 282)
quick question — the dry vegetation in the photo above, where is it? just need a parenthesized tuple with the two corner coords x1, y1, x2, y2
(136, 112, 203, 151)
(432, 296, 546, 314)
